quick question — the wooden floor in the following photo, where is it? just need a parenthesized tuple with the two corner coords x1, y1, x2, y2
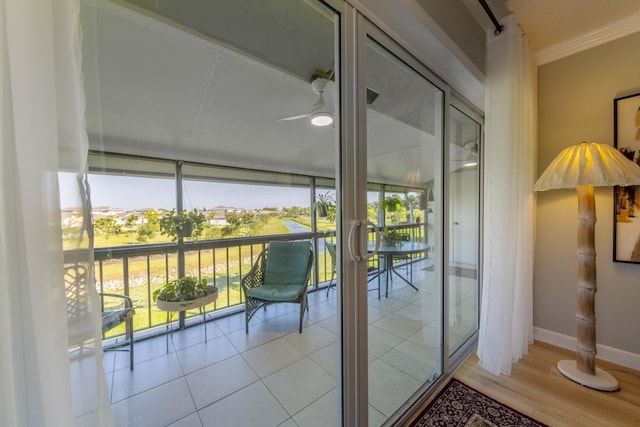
(404, 341, 640, 426)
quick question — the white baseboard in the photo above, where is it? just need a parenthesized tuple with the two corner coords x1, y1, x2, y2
(533, 327, 640, 372)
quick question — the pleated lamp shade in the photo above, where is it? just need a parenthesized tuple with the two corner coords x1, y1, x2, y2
(534, 141, 640, 191)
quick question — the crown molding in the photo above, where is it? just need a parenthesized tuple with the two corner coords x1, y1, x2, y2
(536, 10, 640, 65)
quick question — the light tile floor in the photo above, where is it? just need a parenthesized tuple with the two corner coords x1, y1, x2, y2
(100, 262, 477, 426)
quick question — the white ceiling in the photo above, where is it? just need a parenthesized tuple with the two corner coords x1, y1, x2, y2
(81, 0, 640, 188)
(81, 0, 337, 178)
(481, 0, 640, 57)
(81, 0, 473, 188)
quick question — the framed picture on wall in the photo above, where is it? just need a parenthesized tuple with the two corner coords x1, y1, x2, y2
(613, 92, 640, 263)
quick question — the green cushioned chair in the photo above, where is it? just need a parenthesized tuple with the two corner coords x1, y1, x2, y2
(241, 240, 313, 333)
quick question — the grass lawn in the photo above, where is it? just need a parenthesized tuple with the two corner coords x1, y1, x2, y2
(88, 216, 334, 337)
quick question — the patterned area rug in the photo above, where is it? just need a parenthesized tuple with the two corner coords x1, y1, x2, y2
(410, 378, 547, 427)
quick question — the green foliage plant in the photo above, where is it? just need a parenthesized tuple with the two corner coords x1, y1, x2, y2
(381, 194, 403, 213)
(94, 216, 122, 247)
(153, 276, 208, 302)
(326, 204, 336, 223)
(382, 227, 402, 245)
(136, 223, 155, 243)
(158, 209, 206, 241)
(315, 191, 335, 218)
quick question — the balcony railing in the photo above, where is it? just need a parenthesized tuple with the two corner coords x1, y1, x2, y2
(64, 224, 424, 341)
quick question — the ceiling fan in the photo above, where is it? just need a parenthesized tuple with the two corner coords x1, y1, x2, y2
(452, 140, 479, 167)
(278, 74, 334, 127)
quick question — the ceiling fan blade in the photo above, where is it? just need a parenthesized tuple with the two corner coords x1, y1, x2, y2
(278, 76, 333, 124)
(278, 113, 310, 121)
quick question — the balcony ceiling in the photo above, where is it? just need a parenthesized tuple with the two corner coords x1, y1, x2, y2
(81, 0, 477, 188)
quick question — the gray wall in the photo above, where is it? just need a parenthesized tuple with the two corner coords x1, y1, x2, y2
(536, 31, 640, 354)
(415, 0, 486, 73)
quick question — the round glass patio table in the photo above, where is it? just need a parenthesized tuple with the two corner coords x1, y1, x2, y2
(367, 241, 428, 298)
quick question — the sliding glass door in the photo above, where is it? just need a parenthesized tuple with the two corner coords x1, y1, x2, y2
(447, 105, 481, 359)
(78, 0, 482, 425)
(363, 27, 445, 424)
(81, 0, 344, 426)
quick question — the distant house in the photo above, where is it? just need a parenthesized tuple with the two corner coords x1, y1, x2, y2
(92, 206, 125, 218)
(206, 206, 229, 227)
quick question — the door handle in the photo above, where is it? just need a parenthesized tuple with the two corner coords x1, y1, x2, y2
(348, 220, 381, 261)
(348, 220, 362, 261)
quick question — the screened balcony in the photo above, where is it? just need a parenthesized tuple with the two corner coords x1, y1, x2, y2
(63, 152, 428, 344)
(66, 1, 482, 425)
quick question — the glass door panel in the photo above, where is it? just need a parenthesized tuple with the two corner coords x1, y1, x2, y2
(365, 37, 444, 424)
(81, 0, 342, 425)
(448, 106, 481, 356)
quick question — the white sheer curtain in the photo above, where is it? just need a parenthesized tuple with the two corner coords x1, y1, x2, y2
(1, 0, 112, 426)
(477, 15, 537, 375)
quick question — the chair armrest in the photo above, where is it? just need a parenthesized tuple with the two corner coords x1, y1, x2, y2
(241, 250, 267, 291)
(99, 293, 135, 335)
(100, 293, 133, 309)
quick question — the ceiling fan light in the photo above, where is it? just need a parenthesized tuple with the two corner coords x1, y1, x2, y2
(310, 111, 333, 127)
(463, 152, 477, 167)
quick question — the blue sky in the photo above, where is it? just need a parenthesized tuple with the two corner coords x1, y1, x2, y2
(59, 173, 313, 210)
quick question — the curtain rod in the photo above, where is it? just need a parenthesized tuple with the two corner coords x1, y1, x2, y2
(478, 0, 504, 35)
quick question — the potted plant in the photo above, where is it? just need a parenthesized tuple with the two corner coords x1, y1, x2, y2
(153, 276, 218, 311)
(381, 194, 405, 225)
(315, 191, 335, 218)
(381, 194, 403, 213)
(381, 227, 402, 246)
(158, 209, 206, 240)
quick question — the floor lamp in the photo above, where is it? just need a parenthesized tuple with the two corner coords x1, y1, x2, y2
(534, 141, 640, 391)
